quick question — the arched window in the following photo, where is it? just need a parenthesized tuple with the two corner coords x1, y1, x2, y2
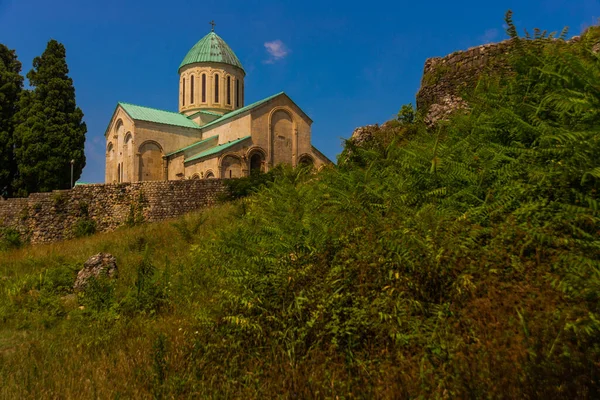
(182, 78, 186, 106)
(107, 142, 114, 160)
(114, 120, 123, 139)
(236, 79, 240, 107)
(214, 74, 219, 103)
(190, 75, 195, 104)
(298, 155, 314, 169)
(202, 74, 206, 103)
(227, 76, 231, 105)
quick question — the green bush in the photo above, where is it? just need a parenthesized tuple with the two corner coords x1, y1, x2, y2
(182, 14, 600, 397)
(72, 217, 96, 238)
(120, 250, 169, 316)
(79, 275, 116, 313)
(220, 166, 286, 201)
(0, 227, 23, 250)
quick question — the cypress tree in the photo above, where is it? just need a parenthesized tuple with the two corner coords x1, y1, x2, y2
(0, 44, 23, 198)
(13, 39, 86, 196)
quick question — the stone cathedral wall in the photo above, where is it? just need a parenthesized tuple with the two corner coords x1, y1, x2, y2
(0, 179, 226, 244)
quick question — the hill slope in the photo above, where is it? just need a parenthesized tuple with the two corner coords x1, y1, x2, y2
(1, 15, 600, 398)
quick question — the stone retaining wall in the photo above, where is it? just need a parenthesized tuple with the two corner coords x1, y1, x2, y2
(0, 179, 226, 244)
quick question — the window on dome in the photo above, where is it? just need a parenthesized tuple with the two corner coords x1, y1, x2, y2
(214, 74, 219, 103)
(227, 76, 231, 105)
(182, 78, 185, 106)
(190, 75, 194, 104)
(236, 79, 240, 107)
(202, 74, 206, 103)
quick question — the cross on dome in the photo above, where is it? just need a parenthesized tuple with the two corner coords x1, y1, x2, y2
(209, 20, 216, 32)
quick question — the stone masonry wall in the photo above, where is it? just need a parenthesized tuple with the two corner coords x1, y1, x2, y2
(0, 179, 226, 244)
(416, 39, 515, 126)
(415, 33, 594, 126)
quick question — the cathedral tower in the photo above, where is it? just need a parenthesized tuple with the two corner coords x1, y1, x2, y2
(178, 24, 245, 116)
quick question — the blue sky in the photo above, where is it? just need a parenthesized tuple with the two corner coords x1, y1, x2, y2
(1, 0, 598, 183)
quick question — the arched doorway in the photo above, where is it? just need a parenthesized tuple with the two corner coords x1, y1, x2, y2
(271, 110, 293, 166)
(221, 155, 242, 178)
(138, 141, 163, 181)
(205, 171, 215, 179)
(249, 151, 264, 174)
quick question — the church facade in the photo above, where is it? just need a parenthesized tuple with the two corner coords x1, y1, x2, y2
(105, 28, 330, 183)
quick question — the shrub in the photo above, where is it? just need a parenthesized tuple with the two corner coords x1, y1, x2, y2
(120, 250, 169, 316)
(72, 218, 96, 238)
(0, 227, 23, 250)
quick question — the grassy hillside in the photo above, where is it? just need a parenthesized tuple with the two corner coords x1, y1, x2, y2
(2, 15, 600, 398)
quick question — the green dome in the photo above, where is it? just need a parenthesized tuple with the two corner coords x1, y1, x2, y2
(179, 32, 244, 72)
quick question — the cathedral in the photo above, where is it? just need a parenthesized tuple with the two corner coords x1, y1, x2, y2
(104, 26, 330, 183)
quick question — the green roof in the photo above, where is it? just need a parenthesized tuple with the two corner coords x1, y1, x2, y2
(179, 32, 244, 72)
(119, 102, 201, 129)
(165, 135, 218, 157)
(199, 92, 283, 131)
(185, 136, 251, 164)
(188, 109, 222, 118)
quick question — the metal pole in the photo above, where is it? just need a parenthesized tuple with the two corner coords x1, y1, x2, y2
(70, 159, 75, 188)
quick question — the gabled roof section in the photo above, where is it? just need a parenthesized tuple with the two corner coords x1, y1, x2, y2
(199, 92, 284, 131)
(185, 136, 251, 164)
(187, 109, 222, 118)
(165, 135, 218, 157)
(118, 102, 201, 129)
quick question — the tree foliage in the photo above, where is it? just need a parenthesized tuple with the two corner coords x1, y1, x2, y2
(13, 39, 86, 196)
(0, 44, 23, 198)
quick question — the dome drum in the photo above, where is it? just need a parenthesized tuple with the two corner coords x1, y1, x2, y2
(179, 32, 245, 115)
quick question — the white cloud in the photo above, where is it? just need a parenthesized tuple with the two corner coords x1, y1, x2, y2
(479, 28, 499, 44)
(264, 40, 289, 64)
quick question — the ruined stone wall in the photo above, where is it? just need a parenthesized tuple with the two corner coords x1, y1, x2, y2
(0, 179, 226, 244)
(415, 33, 594, 126)
(416, 39, 515, 125)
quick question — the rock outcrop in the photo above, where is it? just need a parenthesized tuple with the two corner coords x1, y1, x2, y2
(74, 253, 118, 291)
(350, 124, 380, 146)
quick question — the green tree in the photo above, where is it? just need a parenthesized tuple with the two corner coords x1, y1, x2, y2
(0, 44, 23, 198)
(13, 39, 86, 195)
(397, 103, 415, 124)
